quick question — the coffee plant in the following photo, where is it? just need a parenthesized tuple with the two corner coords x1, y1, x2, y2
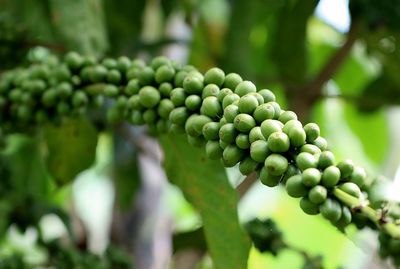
(2, 0, 400, 269)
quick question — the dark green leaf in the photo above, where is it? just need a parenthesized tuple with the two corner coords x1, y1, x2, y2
(160, 134, 251, 269)
(43, 119, 98, 185)
(48, 0, 108, 56)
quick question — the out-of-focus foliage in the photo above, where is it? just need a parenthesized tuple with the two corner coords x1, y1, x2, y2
(1, 0, 400, 269)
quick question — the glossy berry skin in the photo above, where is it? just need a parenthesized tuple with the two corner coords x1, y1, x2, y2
(219, 123, 237, 144)
(236, 133, 250, 149)
(205, 140, 223, 159)
(204, 67, 225, 87)
(238, 94, 259, 114)
(259, 167, 281, 187)
(308, 185, 327, 204)
(264, 154, 288, 176)
(139, 86, 161, 108)
(201, 96, 222, 119)
(301, 168, 321, 187)
(296, 152, 318, 171)
(320, 198, 342, 222)
(223, 73, 243, 90)
(234, 114, 256, 133)
(304, 123, 320, 142)
(253, 103, 275, 124)
(234, 81, 256, 97)
(250, 140, 270, 163)
(261, 120, 283, 139)
(285, 175, 308, 198)
(321, 166, 341, 188)
(300, 197, 320, 215)
(267, 132, 290, 153)
(222, 145, 245, 167)
(202, 122, 220, 140)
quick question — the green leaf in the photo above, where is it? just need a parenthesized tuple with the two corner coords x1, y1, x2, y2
(48, 0, 108, 56)
(269, 0, 319, 85)
(1, 135, 50, 197)
(43, 119, 98, 185)
(103, 0, 146, 55)
(160, 134, 251, 269)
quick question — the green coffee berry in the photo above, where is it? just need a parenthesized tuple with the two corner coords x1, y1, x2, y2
(104, 85, 119, 97)
(107, 69, 122, 84)
(219, 123, 237, 144)
(313, 136, 328, 151)
(151, 56, 170, 70)
(235, 81, 256, 97)
(222, 145, 245, 167)
(267, 132, 290, 153)
(249, 92, 264, 105)
(56, 82, 73, 99)
(250, 140, 270, 163)
(204, 67, 225, 87)
(127, 95, 143, 110)
(72, 91, 88, 107)
(139, 86, 161, 108)
(41, 89, 57, 107)
(308, 185, 327, 204)
(239, 157, 259, 176)
(159, 82, 173, 97)
(217, 88, 233, 102)
(202, 84, 220, 99)
(202, 122, 220, 140)
(304, 123, 320, 142)
(174, 70, 188, 87)
(169, 123, 185, 134)
(339, 182, 361, 198)
(192, 115, 212, 135)
(259, 167, 281, 187)
(185, 95, 202, 111)
(296, 152, 318, 171)
(224, 104, 239, 123)
(205, 140, 223, 159)
(265, 154, 288, 176)
(222, 93, 240, 109)
(337, 159, 354, 179)
(223, 73, 243, 90)
(116, 96, 128, 110)
(155, 65, 175, 83)
(90, 65, 108, 82)
(102, 58, 118, 69)
(157, 99, 175, 119)
(116, 56, 132, 72)
(238, 94, 259, 114)
(300, 144, 322, 155)
(170, 87, 187, 106)
(335, 206, 352, 228)
(253, 103, 275, 124)
(321, 166, 341, 188)
(320, 198, 342, 222)
(249, 127, 265, 143)
(138, 66, 155, 85)
(235, 133, 251, 149)
(234, 114, 256, 133)
(318, 151, 335, 169)
(200, 96, 222, 119)
(65, 51, 83, 70)
(183, 75, 204, 94)
(169, 107, 189, 125)
(350, 166, 367, 188)
(282, 120, 302, 134)
(300, 197, 320, 215)
(143, 109, 158, 124)
(278, 110, 297, 124)
(302, 168, 321, 187)
(219, 139, 229, 150)
(285, 175, 308, 198)
(257, 89, 276, 103)
(125, 79, 140, 95)
(288, 126, 306, 148)
(260, 119, 283, 139)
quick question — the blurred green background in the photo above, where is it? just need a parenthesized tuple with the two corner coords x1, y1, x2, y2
(1, 0, 400, 268)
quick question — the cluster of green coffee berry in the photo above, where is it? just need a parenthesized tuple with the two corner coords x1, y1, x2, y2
(0, 52, 399, 262)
